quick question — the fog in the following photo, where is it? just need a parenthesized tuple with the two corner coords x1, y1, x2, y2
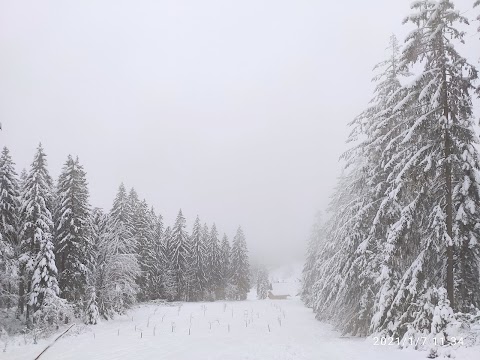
(0, 0, 478, 265)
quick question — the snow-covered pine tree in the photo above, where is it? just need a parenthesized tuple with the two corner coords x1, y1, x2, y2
(169, 210, 191, 301)
(109, 184, 137, 256)
(19, 144, 57, 318)
(230, 227, 250, 300)
(324, 34, 408, 336)
(0, 147, 20, 308)
(218, 234, 231, 300)
(200, 223, 210, 298)
(126, 187, 139, 236)
(87, 208, 110, 319)
(110, 183, 130, 225)
(189, 216, 207, 301)
(206, 224, 221, 299)
(142, 207, 165, 300)
(0, 147, 20, 256)
(54, 155, 91, 304)
(102, 212, 140, 315)
(132, 199, 151, 301)
(0, 233, 16, 308)
(305, 33, 408, 333)
(256, 265, 270, 300)
(84, 288, 99, 325)
(368, 2, 480, 340)
(29, 233, 59, 313)
(162, 226, 177, 301)
(104, 185, 140, 313)
(301, 211, 323, 307)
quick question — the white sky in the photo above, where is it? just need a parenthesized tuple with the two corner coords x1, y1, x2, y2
(0, 0, 478, 264)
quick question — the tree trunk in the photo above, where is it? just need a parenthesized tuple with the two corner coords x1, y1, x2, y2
(445, 128, 454, 309)
(441, 43, 454, 309)
(18, 277, 25, 316)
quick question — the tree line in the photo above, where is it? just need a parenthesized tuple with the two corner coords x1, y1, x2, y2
(0, 144, 250, 329)
(302, 0, 480, 346)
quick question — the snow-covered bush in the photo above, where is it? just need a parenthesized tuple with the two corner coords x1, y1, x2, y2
(32, 292, 74, 338)
(84, 289, 99, 325)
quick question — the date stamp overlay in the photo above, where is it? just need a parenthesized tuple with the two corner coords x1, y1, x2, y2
(372, 336, 464, 347)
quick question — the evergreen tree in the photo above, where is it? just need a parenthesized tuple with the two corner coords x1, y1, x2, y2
(371, 2, 480, 337)
(189, 216, 207, 301)
(169, 210, 191, 300)
(162, 226, 177, 300)
(88, 208, 110, 319)
(303, 1, 480, 343)
(206, 224, 221, 298)
(0, 147, 20, 308)
(143, 208, 165, 299)
(256, 265, 270, 300)
(133, 199, 150, 300)
(109, 184, 137, 255)
(29, 233, 59, 313)
(91, 206, 139, 317)
(0, 233, 16, 308)
(0, 147, 20, 250)
(230, 227, 250, 300)
(103, 185, 140, 313)
(126, 188, 140, 237)
(19, 144, 56, 317)
(301, 211, 323, 307)
(219, 234, 231, 299)
(110, 183, 129, 225)
(54, 155, 91, 303)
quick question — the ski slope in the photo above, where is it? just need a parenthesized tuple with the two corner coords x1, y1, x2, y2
(3, 270, 478, 360)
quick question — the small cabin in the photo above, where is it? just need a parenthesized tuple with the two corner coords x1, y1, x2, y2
(267, 291, 289, 300)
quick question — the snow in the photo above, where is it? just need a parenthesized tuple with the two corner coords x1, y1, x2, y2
(3, 269, 478, 360)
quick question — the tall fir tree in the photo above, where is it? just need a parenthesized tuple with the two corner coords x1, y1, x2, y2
(19, 144, 57, 317)
(162, 226, 177, 300)
(189, 216, 207, 301)
(219, 233, 231, 299)
(29, 233, 59, 313)
(256, 265, 270, 300)
(206, 224, 221, 298)
(371, 1, 480, 337)
(54, 155, 91, 303)
(230, 227, 250, 300)
(132, 199, 150, 300)
(303, 1, 480, 343)
(0, 147, 20, 308)
(109, 184, 136, 255)
(301, 211, 323, 307)
(0, 147, 20, 250)
(106, 185, 140, 312)
(143, 207, 165, 300)
(169, 210, 191, 300)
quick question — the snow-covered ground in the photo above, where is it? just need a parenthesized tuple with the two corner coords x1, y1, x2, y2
(2, 269, 478, 360)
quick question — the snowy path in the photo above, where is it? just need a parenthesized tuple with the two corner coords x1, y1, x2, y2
(3, 297, 440, 360)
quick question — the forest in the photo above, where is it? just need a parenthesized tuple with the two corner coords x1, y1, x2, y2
(302, 0, 480, 353)
(0, 144, 251, 334)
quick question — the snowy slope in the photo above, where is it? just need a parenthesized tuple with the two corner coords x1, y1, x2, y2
(3, 267, 478, 360)
(0, 300, 423, 360)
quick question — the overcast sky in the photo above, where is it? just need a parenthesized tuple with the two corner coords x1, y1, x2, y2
(0, 0, 478, 265)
